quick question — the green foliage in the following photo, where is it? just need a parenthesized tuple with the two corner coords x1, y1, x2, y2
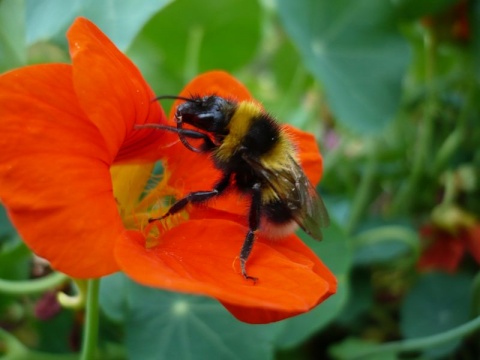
(274, 221, 352, 348)
(26, 0, 171, 50)
(1, 0, 480, 359)
(100, 273, 282, 360)
(400, 272, 473, 358)
(0, 0, 26, 72)
(129, 0, 262, 98)
(276, 0, 410, 134)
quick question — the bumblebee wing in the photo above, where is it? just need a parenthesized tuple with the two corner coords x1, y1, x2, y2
(242, 154, 330, 240)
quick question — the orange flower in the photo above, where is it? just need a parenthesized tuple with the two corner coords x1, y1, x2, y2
(0, 17, 168, 278)
(0, 18, 336, 323)
(118, 71, 336, 323)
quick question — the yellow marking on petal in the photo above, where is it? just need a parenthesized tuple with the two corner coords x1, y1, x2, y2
(135, 167, 178, 211)
(111, 162, 155, 213)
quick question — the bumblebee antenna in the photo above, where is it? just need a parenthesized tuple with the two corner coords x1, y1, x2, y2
(152, 95, 199, 103)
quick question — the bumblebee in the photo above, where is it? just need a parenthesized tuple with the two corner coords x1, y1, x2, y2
(139, 95, 329, 281)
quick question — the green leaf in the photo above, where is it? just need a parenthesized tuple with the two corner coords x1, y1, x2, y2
(276, 0, 410, 134)
(394, 0, 458, 20)
(0, 204, 16, 242)
(400, 272, 473, 359)
(99, 273, 129, 323)
(26, 0, 81, 45)
(26, 0, 171, 51)
(35, 309, 75, 354)
(0, 239, 31, 281)
(336, 269, 372, 326)
(274, 220, 352, 348)
(473, 0, 480, 81)
(0, 0, 26, 72)
(139, 0, 261, 85)
(100, 274, 283, 360)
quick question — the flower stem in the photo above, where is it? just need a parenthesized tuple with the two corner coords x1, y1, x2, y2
(351, 315, 480, 359)
(346, 139, 378, 234)
(80, 279, 100, 360)
(390, 29, 437, 215)
(184, 25, 204, 82)
(0, 272, 68, 295)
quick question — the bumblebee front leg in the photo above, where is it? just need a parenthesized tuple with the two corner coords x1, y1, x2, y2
(239, 182, 262, 282)
(149, 172, 231, 222)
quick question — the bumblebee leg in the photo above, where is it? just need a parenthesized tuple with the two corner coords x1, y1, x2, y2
(148, 172, 231, 222)
(239, 182, 262, 282)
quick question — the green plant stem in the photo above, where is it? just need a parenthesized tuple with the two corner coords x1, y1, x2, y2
(0, 327, 78, 360)
(351, 315, 480, 359)
(390, 30, 437, 215)
(472, 271, 480, 317)
(0, 272, 69, 295)
(354, 225, 420, 263)
(80, 279, 100, 360)
(183, 25, 203, 82)
(442, 170, 457, 205)
(345, 140, 378, 234)
(432, 78, 473, 173)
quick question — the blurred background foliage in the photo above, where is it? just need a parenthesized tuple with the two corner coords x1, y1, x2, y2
(1, 0, 480, 359)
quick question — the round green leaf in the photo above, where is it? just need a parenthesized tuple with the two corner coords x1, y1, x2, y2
(100, 274, 283, 360)
(274, 220, 352, 348)
(400, 272, 473, 359)
(26, 0, 171, 51)
(140, 0, 261, 82)
(276, 0, 410, 134)
(99, 273, 129, 323)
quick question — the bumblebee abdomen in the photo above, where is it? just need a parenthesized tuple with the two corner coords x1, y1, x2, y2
(262, 199, 294, 224)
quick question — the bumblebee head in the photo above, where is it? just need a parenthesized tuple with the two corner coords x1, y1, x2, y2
(176, 96, 236, 134)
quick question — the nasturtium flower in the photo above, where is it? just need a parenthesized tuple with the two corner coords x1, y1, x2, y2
(418, 205, 480, 272)
(0, 17, 169, 278)
(418, 223, 480, 272)
(0, 17, 336, 323)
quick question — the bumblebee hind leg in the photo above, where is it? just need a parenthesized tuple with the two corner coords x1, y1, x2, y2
(239, 182, 262, 283)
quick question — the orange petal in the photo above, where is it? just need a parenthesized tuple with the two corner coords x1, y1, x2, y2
(0, 64, 123, 277)
(115, 220, 336, 323)
(67, 17, 169, 163)
(176, 70, 256, 104)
